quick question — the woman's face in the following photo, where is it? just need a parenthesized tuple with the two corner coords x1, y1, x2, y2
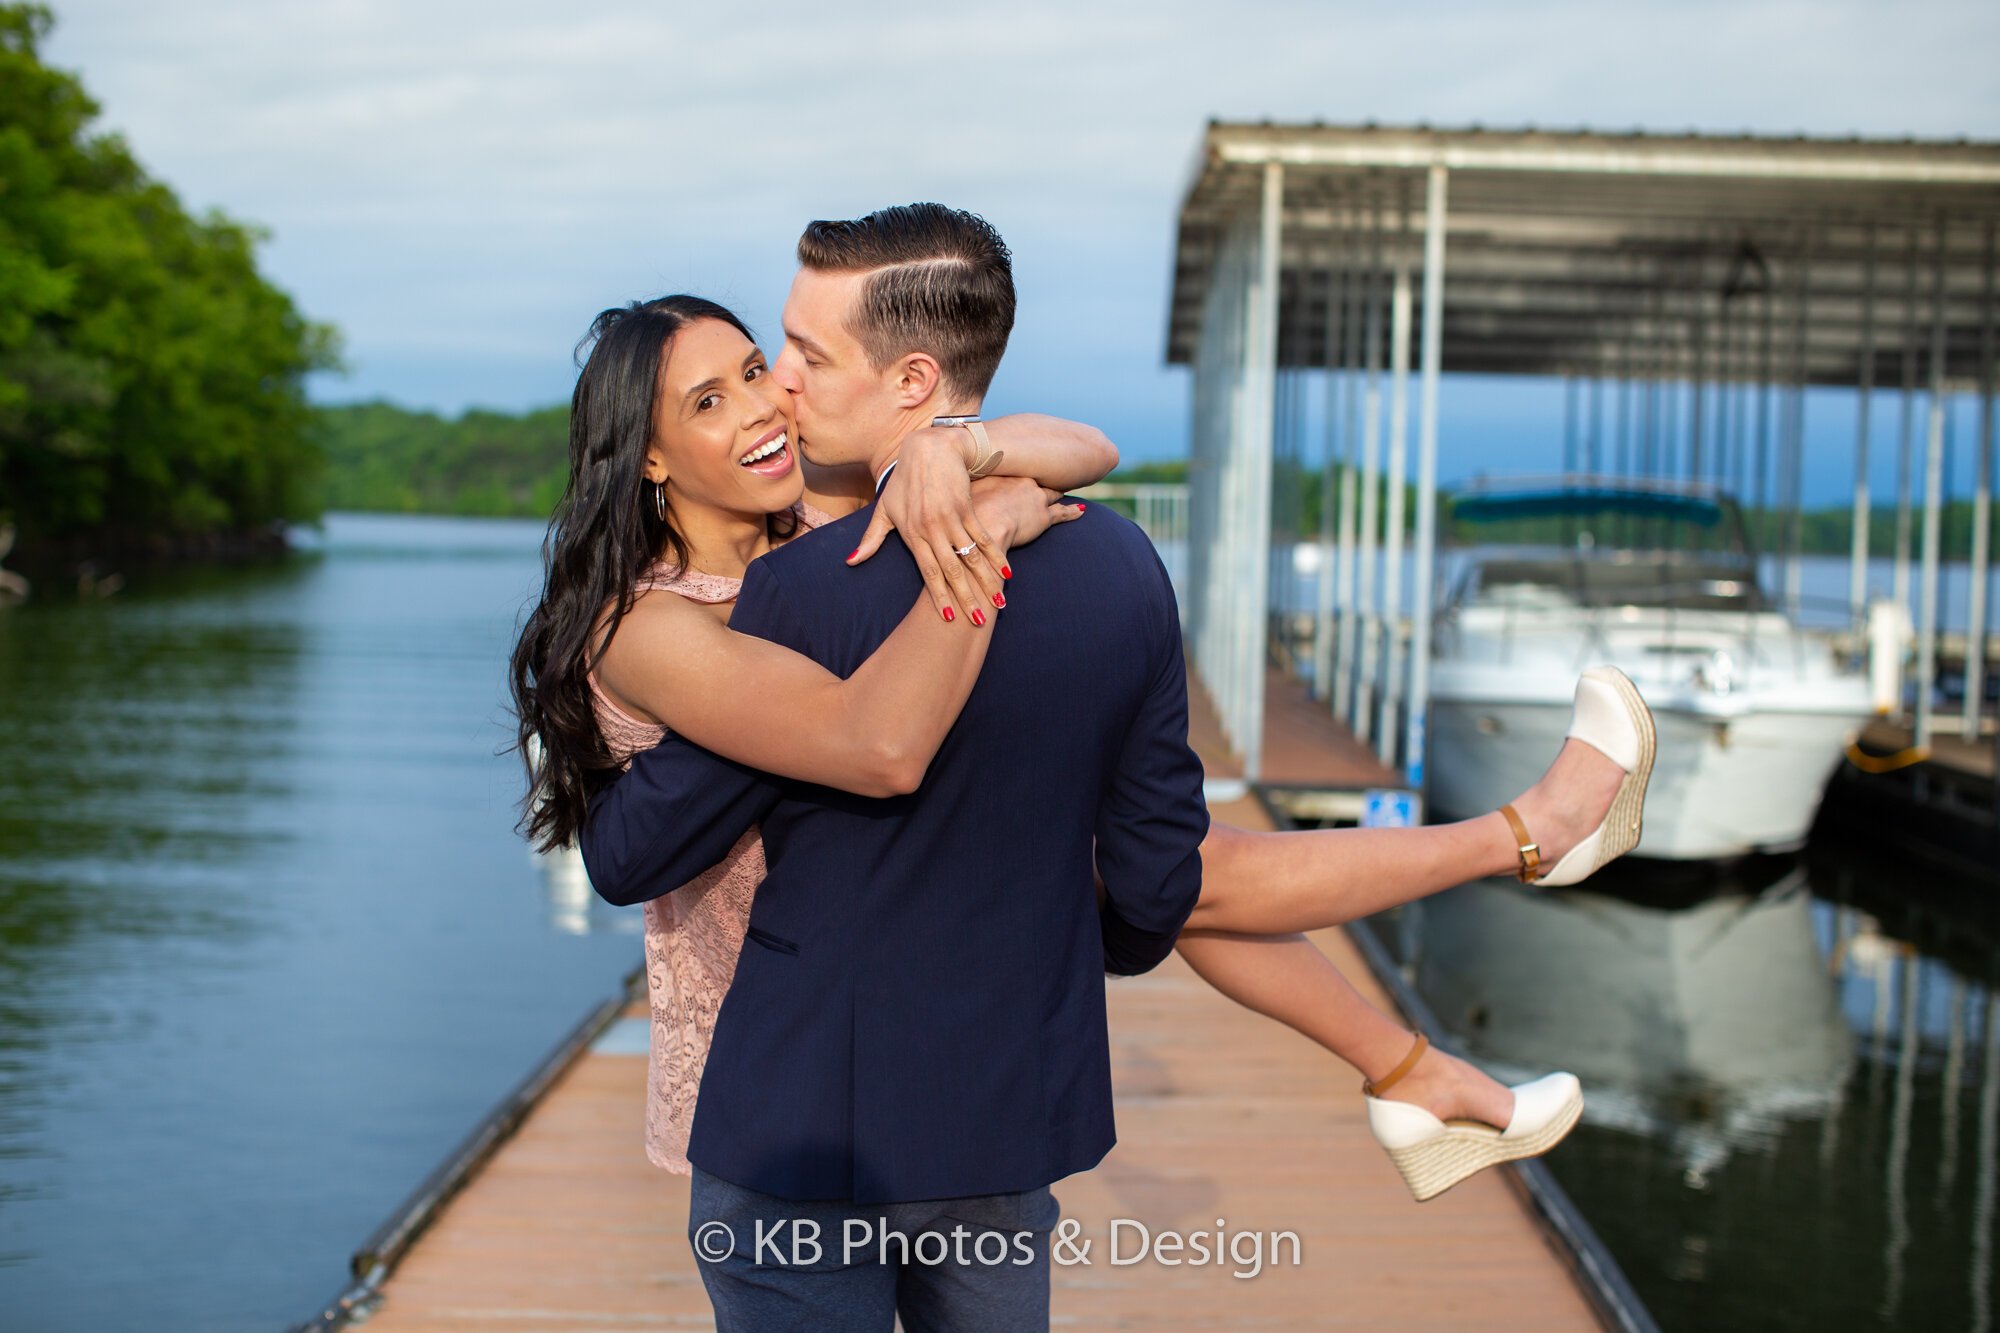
(642, 318, 803, 517)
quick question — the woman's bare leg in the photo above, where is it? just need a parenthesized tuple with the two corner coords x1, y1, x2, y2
(1183, 736, 1626, 935)
(1158, 739, 1627, 1125)
(1173, 930, 1515, 1125)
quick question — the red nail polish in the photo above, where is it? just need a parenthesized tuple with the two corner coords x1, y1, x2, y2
(942, 606, 954, 622)
(1000, 564, 1012, 579)
(1076, 503, 1086, 512)
(993, 593, 1006, 609)
(971, 608, 986, 627)
(847, 547, 858, 561)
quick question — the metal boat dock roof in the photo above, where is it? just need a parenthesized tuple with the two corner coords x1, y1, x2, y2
(1167, 122, 2000, 385)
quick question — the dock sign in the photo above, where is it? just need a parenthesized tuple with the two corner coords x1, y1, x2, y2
(1361, 788, 1419, 829)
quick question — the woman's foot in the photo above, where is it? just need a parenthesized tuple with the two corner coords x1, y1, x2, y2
(1371, 1042, 1515, 1129)
(1503, 736, 1626, 874)
(1362, 1033, 1587, 1202)
(1503, 667, 1657, 885)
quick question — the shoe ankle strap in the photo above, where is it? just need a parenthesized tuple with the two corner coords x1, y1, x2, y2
(1362, 1031, 1429, 1097)
(1498, 803, 1541, 883)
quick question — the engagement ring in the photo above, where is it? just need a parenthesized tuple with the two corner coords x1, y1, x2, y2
(953, 542, 977, 558)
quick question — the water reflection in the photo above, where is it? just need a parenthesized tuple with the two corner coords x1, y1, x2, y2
(0, 562, 310, 1233)
(534, 843, 642, 938)
(0, 515, 640, 1331)
(1397, 863, 1853, 1180)
(1364, 851, 2000, 1331)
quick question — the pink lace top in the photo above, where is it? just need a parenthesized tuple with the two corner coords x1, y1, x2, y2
(588, 499, 837, 1174)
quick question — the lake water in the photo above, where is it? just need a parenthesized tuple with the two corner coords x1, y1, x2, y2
(1353, 845, 1999, 1332)
(0, 513, 640, 1331)
(0, 511, 1992, 1330)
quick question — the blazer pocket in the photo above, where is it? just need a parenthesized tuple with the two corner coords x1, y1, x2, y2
(744, 924, 800, 956)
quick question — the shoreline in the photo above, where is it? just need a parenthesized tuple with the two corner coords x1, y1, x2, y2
(0, 523, 301, 589)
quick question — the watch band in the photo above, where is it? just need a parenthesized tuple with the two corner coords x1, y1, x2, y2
(929, 415, 1002, 479)
(961, 421, 1004, 479)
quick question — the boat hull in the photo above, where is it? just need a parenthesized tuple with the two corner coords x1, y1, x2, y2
(1426, 694, 1866, 860)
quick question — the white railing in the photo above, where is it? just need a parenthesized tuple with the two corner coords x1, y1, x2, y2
(1070, 481, 1191, 614)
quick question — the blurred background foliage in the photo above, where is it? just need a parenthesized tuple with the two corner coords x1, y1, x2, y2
(313, 401, 568, 519)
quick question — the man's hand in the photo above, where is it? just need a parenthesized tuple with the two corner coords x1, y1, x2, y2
(848, 426, 1007, 624)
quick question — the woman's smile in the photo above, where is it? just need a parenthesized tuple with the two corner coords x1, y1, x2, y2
(736, 425, 794, 478)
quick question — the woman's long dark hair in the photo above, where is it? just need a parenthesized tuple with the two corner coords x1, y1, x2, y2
(509, 295, 797, 852)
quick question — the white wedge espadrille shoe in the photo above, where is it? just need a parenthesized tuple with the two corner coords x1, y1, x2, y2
(1497, 664, 1656, 888)
(1362, 1033, 1585, 1203)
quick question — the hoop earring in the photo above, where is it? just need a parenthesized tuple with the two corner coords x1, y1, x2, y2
(653, 479, 667, 522)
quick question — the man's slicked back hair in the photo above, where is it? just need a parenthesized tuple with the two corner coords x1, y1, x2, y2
(795, 203, 1015, 400)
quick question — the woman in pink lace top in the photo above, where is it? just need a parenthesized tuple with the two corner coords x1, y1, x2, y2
(587, 495, 899, 1172)
(511, 295, 1628, 1186)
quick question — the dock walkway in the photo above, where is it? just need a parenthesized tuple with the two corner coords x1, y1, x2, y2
(1820, 715, 1998, 879)
(341, 666, 1601, 1331)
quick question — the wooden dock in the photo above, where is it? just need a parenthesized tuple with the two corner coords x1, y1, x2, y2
(1196, 663, 1401, 789)
(327, 665, 1605, 1331)
(1818, 714, 1998, 881)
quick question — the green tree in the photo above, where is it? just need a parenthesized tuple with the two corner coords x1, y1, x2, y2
(0, 3, 338, 550)
(312, 401, 570, 517)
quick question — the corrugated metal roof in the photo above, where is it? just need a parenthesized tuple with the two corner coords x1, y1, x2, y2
(1166, 122, 2000, 384)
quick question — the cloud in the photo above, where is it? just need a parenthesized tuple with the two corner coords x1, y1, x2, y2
(40, 0, 2000, 486)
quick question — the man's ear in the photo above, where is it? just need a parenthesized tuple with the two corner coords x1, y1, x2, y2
(888, 352, 945, 411)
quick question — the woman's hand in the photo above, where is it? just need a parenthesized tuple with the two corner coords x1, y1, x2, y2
(969, 475, 1084, 558)
(848, 425, 1008, 623)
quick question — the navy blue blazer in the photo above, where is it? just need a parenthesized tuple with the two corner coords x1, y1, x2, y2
(579, 499, 1208, 1204)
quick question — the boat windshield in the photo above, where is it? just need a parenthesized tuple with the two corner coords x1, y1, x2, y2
(1445, 478, 1763, 612)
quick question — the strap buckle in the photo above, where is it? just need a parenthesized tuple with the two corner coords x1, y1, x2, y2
(1498, 802, 1541, 883)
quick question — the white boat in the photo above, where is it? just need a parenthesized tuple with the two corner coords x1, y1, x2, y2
(1425, 477, 1874, 860)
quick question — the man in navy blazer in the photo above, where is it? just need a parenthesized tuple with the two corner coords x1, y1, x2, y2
(580, 204, 1208, 1331)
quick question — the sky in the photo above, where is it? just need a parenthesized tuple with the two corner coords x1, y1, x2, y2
(40, 0, 2000, 505)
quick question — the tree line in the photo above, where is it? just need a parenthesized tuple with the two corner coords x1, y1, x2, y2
(1124, 456, 1997, 560)
(314, 400, 568, 517)
(314, 405, 1997, 562)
